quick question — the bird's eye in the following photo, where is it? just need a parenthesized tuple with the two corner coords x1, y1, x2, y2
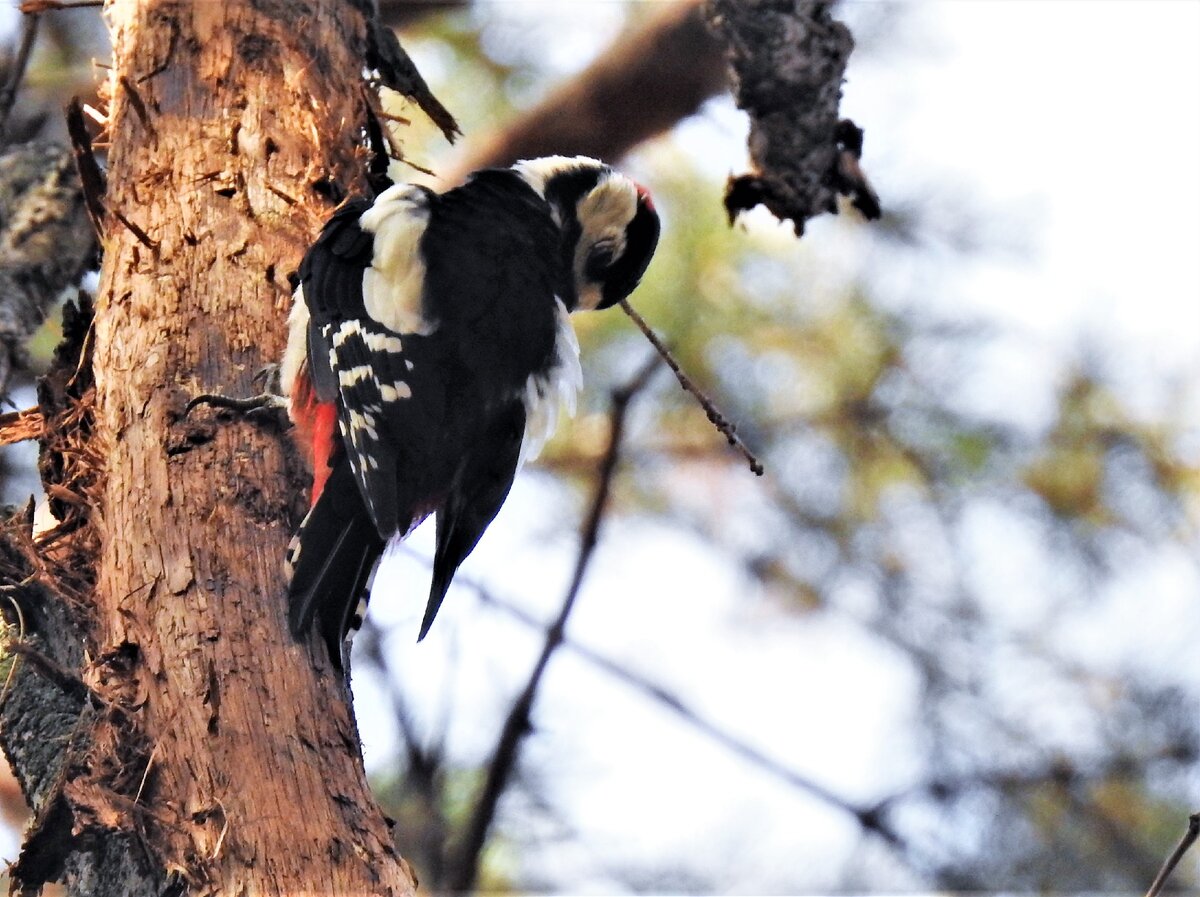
(585, 240, 617, 279)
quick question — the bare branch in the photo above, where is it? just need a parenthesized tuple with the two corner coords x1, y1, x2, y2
(381, 535, 921, 876)
(707, 0, 881, 233)
(620, 298, 763, 476)
(0, 406, 43, 445)
(355, 622, 452, 886)
(0, 12, 40, 138)
(448, 0, 727, 177)
(472, 580, 897, 841)
(1145, 813, 1200, 897)
(18, 1, 103, 10)
(65, 97, 107, 239)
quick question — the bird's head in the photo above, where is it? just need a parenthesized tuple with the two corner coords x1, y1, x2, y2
(514, 156, 660, 311)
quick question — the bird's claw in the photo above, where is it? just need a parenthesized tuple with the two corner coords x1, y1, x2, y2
(184, 390, 289, 421)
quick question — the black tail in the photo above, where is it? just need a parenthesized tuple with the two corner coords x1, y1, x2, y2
(286, 459, 386, 669)
(418, 403, 525, 641)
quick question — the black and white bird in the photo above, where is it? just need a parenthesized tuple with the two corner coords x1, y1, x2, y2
(281, 156, 660, 666)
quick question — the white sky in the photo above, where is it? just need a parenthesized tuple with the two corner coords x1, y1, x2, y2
(874, 1, 1200, 365)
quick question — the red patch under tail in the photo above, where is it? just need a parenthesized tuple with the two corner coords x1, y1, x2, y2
(289, 368, 340, 507)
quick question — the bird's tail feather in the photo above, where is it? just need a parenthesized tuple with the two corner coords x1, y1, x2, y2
(418, 563, 453, 642)
(286, 460, 385, 668)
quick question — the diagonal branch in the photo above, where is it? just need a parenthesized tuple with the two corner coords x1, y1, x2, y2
(446, 0, 727, 178)
(620, 298, 763, 476)
(471, 580, 903, 847)
(355, 621, 452, 885)
(1145, 812, 1200, 897)
(443, 355, 659, 894)
(0, 12, 40, 138)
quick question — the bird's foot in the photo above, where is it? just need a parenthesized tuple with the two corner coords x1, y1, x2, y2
(185, 366, 289, 421)
(185, 391, 288, 417)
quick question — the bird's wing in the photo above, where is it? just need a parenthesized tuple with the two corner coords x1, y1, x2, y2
(296, 188, 435, 537)
(420, 400, 526, 639)
(295, 174, 566, 543)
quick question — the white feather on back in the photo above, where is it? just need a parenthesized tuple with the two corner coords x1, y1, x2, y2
(358, 184, 435, 335)
(281, 287, 309, 402)
(520, 297, 583, 466)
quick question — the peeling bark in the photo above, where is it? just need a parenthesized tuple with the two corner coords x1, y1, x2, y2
(707, 0, 880, 234)
(1, 1, 426, 893)
(0, 142, 96, 399)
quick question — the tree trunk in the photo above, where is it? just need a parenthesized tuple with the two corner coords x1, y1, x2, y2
(2, 1, 416, 893)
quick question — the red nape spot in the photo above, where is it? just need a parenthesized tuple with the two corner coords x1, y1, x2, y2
(635, 182, 655, 212)
(309, 403, 339, 507)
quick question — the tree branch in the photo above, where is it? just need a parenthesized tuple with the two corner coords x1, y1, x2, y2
(377, 0, 466, 30)
(0, 11, 41, 138)
(620, 299, 763, 476)
(470, 579, 899, 842)
(447, 0, 727, 177)
(1145, 812, 1200, 897)
(355, 622, 452, 887)
(707, 0, 880, 233)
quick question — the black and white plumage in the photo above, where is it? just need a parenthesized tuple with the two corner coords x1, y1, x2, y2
(281, 156, 660, 666)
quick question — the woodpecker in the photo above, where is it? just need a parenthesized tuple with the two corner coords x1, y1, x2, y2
(281, 156, 660, 666)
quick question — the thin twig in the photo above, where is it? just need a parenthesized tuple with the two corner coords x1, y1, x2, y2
(356, 622, 451, 882)
(373, 109, 411, 127)
(470, 579, 902, 845)
(385, 540, 912, 856)
(1145, 812, 1200, 897)
(0, 591, 29, 705)
(266, 182, 299, 206)
(0, 12, 39, 138)
(445, 354, 658, 894)
(133, 740, 160, 805)
(619, 299, 764, 476)
(209, 799, 229, 860)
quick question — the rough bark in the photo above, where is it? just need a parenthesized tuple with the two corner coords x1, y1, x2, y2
(0, 1, 422, 893)
(0, 142, 96, 400)
(706, 0, 880, 234)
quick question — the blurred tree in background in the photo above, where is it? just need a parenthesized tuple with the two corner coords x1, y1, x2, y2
(2, 1, 1197, 893)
